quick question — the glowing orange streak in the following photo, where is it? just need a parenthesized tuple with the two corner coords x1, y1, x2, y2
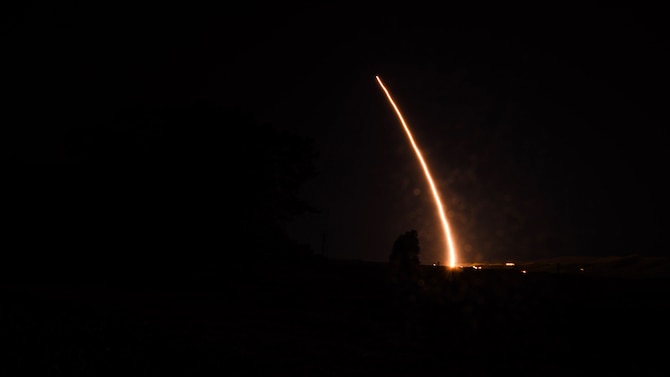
(375, 75, 457, 268)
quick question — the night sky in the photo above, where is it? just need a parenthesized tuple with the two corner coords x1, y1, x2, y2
(3, 4, 668, 266)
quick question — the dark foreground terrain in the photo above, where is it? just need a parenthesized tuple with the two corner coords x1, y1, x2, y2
(2, 257, 669, 376)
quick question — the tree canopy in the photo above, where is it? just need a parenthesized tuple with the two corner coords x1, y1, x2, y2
(2, 102, 320, 279)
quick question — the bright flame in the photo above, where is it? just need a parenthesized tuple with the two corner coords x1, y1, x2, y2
(375, 75, 458, 268)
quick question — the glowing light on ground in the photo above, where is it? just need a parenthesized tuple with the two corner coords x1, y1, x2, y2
(375, 75, 458, 268)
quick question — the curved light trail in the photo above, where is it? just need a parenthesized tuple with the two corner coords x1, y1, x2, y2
(375, 75, 457, 268)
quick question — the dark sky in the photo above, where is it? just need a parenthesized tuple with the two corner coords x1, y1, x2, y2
(3, 4, 668, 265)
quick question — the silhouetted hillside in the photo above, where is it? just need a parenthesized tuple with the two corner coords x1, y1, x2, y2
(2, 257, 668, 375)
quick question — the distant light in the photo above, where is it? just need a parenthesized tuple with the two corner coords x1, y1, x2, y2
(521, 270, 527, 274)
(432, 263, 436, 266)
(579, 267, 584, 272)
(505, 262, 515, 267)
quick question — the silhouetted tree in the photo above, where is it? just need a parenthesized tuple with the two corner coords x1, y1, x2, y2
(4, 101, 319, 280)
(389, 229, 421, 286)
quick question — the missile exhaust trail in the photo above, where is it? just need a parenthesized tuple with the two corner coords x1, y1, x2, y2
(375, 75, 457, 268)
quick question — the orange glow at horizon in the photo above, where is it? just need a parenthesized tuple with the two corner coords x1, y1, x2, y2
(375, 75, 458, 268)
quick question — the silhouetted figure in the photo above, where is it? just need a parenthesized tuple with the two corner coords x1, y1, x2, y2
(389, 229, 421, 286)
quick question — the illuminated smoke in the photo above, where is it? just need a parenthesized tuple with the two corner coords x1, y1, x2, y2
(375, 75, 458, 268)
